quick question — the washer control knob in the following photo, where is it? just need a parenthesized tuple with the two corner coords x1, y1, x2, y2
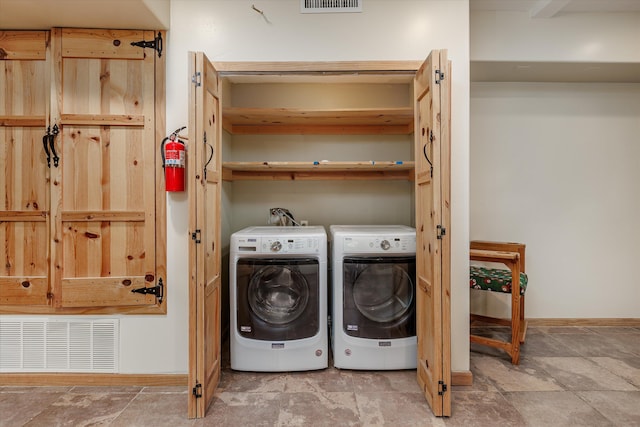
(380, 239, 391, 250)
(270, 241, 282, 252)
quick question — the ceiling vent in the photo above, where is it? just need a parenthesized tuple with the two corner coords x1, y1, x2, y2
(301, 0, 362, 14)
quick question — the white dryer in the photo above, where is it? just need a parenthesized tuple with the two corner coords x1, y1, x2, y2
(331, 225, 417, 370)
(230, 226, 328, 372)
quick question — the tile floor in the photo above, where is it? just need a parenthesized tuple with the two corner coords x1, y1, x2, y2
(1, 326, 639, 426)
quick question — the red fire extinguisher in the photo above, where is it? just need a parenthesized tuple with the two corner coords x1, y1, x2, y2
(161, 126, 187, 192)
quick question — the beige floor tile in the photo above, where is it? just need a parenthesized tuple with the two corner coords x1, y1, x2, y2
(576, 391, 640, 425)
(355, 392, 444, 426)
(602, 332, 640, 357)
(69, 385, 144, 394)
(525, 326, 591, 335)
(110, 392, 195, 427)
(444, 391, 526, 427)
(471, 355, 564, 392)
(548, 332, 638, 358)
(505, 391, 612, 427)
(532, 357, 638, 391)
(518, 332, 581, 357)
(219, 370, 287, 393)
(0, 391, 65, 427)
(196, 392, 281, 426)
(588, 356, 640, 388)
(284, 367, 353, 393)
(22, 392, 137, 426)
(350, 369, 421, 393)
(584, 326, 640, 334)
(277, 391, 360, 426)
(140, 385, 189, 394)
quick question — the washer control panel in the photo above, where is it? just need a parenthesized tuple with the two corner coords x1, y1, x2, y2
(235, 236, 322, 254)
(342, 235, 416, 253)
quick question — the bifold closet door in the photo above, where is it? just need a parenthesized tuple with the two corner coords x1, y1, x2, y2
(188, 51, 222, 419)
(414, 49, 451, 417)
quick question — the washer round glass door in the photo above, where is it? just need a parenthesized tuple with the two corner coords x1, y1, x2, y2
(352, 264, 414, 323)
(248, 265, 309, 325)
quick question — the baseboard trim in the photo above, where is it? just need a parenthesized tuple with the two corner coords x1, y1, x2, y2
(527, 318, 640, 327)
(0, 373, 188, 387)
(451, 370, 473, 386)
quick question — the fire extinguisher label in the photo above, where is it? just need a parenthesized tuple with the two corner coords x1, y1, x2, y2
(165, 150, 185, 167)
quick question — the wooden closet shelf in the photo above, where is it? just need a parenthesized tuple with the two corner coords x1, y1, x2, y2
(222, 161, 415, 181)
(222, 107, 414, 135)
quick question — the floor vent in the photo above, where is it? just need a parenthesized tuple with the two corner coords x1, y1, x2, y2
(0, 318, 118, 373)
(301, 0, 362, 13)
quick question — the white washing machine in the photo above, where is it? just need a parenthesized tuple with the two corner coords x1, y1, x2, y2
(331, 225, 417, 370)
(230, 226, 328, 372)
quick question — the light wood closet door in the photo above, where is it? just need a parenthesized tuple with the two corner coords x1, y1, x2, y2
(188, 51, 222, 418)
(0, 31, 50, 306)
(414, 50, 451, 417)
(52, 29, 162, 309)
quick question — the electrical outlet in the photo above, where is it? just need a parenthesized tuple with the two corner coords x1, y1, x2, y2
(300, 220, 309, 226)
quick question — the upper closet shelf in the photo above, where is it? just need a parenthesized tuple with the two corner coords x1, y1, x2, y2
(222, 161, 415, 181)
(222, 107, 414, 135)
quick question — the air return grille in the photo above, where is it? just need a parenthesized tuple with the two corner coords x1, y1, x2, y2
(0, 318, 118, 373)
(301, 0, 362, 13)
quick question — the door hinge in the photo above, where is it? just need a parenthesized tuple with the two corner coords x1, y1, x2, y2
(192, 229, 202, 244)
(438, 380, 448, 396)
(131, 278, 164, 304)
(437, 225, 446, 240)
(192, 72, 202, 87)
(130, 32, 163, 58)
(192, 382, 202, 398)
(435, 69, 445, 84)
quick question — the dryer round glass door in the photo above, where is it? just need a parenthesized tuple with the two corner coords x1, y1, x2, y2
(248, 265, 309, 325)
(342, 255, 416, 339)
(353, 264, 413, 323)
(236, 257, 320, 341)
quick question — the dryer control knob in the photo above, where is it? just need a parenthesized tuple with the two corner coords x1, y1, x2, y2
(380, 239, 391, 250)
(270, 241, 282, 252)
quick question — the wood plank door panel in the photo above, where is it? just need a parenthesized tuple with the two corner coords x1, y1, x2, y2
(414, 50, 451, 417)
(53, 29, 160, 309)
(188, 51, 222, 419)
(0, 31, 50, 306)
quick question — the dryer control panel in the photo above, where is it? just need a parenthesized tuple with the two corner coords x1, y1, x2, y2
(341, 235, 416, 253)
(234, 236, 322, 254)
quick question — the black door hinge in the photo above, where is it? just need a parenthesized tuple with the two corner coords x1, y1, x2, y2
(435, 69, 444, 84)
(131, 32, 163, 58)
(437, 225, 446, 240)
(192, 382, 202, 398)
(192, 72, 202, 87)
(131, 278, 164, 303)
(192, 229, 202, 244)
(438, 380, 447, 395)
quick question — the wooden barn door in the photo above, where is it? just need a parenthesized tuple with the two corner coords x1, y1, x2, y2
(0, 31, 50, 306)
(52, 28, 164, 309)
(414, 49, 452, 417)
(188, 51, 222, 418)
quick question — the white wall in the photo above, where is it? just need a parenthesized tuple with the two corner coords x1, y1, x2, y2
(471, 82, 640, 318)
(470, 10, 640, 320)
(161, 0, 471, 373)
(471, 11, 640, 62)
